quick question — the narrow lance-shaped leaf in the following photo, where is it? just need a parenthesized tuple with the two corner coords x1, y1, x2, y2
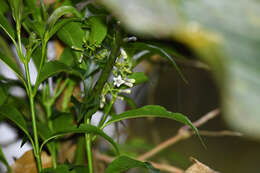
(47, 18, 81, 40)
(0, 146, 12, 173)
(0, 105, 34, 146)
(47, 6, 82, 30)
(0, 13, 16, 41)
(33, 61, 71, 95)
(0, 51, 26, 85)
(131, 42, 187, 83)
(105, 156, 160, 173)
(40, 124, 119, 155)
(105, 105, 204, 146)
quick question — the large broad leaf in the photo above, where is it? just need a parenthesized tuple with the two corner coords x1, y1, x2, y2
(57, 22, 85, 48)
(105, 156, 160, 173)
(88, 16, 107, 46)
(0, 105, 33, 145)
(47, 6, 81, 30)
(40, 124, 119, 155)
(33, 61, 71, 94)
(100, 0, 260, 139)
(104, 105, 202, 143)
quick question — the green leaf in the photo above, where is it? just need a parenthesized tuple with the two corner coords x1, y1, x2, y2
(88, 16, 107, 46)
(58, 47, 75, 66)
(57, 22, 85, 48)
(0, 84, 8, 106)
(0, 50, 25, 85)
(8, 0, 23, 23)
(24, 0, 42, 21)
(33, 61, 71, 94)
(128, 72, 148, 85)
(47, 6, 81, 30)
(53, 113, 74, 132)
(105, 105, 203, 145)
(40, 124, 119, 155)
(47, 18, 80, 40)
(105, 156, 160, 173)
(131, 43, 187, 83)
(0, 13, 16, 40)
(0, 105, 33, 145)
(0, 145, 12, 173)
(0, 0, 9, 14)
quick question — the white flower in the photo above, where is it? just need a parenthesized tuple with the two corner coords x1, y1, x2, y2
(125, 78, 135, 84)
(120, 89, 131, 94)
(113, 75, 125, 87)
(124, 82, 133, 88)
(120, 48, 127, 59)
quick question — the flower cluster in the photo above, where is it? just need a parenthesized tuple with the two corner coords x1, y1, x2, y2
(99, 48, 135, 108)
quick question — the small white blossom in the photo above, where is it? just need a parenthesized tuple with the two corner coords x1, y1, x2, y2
(124, 82, 133, 88)
(113, 75, 125, 87)
(120, 89, 131, 94)
(120, 48, 127, 59)
(117, 96, 124, 101)
(100, 102, 104, 108)
(125, 78, 135, 84)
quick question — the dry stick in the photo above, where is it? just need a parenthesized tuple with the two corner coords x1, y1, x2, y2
(138, 108, 220, 161)
(199, 130, 242, 137)
(95, 152, 184, 173)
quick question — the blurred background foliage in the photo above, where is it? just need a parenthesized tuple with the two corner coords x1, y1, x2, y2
(99, 0, 260, 139)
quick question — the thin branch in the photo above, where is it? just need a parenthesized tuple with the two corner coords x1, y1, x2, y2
(138, 108, 220, 161)
(95, 152, 184, 173)
(199, 130, 242, 137)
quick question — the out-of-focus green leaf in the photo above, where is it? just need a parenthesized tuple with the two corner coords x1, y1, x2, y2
(40, 124, 119, 155)
(0, 84, 8, 106)
(33, 61, 71, 94)
(59, 47, 75, 66)
(0, 0, 9, 14)
(128, 72, 148, 85)
(53, 113, 74, 132)
(47, 6, 81, 30)
(100, 0, 260, 139)
(24, 0, 42, 21)
(105, 156, 160, 173)
(0, 105, 33, 145)
(0, 146, 12, 173)
(0, 51, 25, 84)
(42, 164, 89, 173)
(88, 16, 107, 46)
(0, 13, 16, 40)
(105, 105, 203, 145)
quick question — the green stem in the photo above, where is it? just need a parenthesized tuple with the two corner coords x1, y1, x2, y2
(25, 63, 42, 172)
(85, 118, 93, 173)
(46, 105, 57, 168)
